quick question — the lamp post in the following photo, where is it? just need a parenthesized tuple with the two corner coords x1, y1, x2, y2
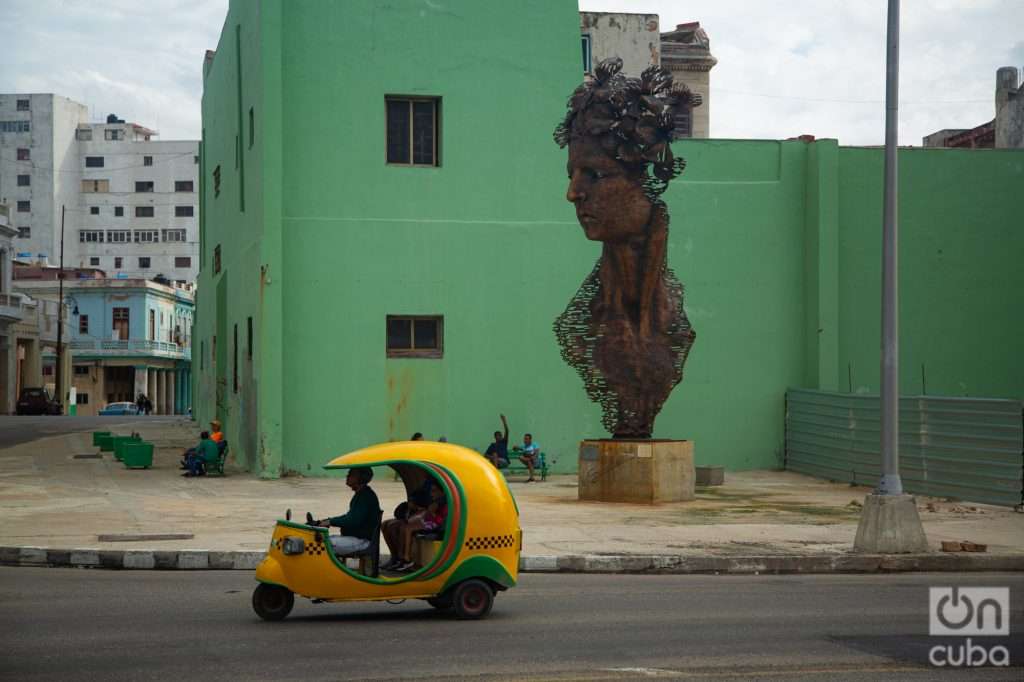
(55, 205, 65, 415)
(853, 0, 927, 553)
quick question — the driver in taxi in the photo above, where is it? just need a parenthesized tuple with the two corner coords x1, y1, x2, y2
(313, 467, 381, 555)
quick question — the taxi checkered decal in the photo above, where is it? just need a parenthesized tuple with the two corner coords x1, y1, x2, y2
(466, 535, 516, 551)
(305, 535, 326, 556)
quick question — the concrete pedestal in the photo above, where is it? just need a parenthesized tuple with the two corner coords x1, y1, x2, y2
(578, 439, 695, 504)
(853, 494, 929, 553)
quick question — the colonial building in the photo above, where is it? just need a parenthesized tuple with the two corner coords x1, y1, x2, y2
(578, 14, 717, 139)
(0, 94, 200, 281)
(13, 273, 193, 416)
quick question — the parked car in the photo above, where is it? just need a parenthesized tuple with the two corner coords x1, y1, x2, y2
(16, 388, 61, 416)
(98, 402, 140, 416)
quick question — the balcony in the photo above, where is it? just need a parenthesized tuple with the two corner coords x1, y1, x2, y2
(0, 293, 26, 323)
(68, 338, 191, 360)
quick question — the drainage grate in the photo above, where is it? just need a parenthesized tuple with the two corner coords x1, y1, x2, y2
(73, 454, 103, 459)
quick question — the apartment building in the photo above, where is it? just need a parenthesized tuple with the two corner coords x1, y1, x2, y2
(0, 94, 199, 281)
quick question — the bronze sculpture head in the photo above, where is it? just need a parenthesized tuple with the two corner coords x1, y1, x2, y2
(553, 57, 699, 439)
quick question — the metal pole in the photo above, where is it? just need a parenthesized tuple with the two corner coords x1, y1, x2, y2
(878, 0, 902, 496)
(55, 205, 65, 415)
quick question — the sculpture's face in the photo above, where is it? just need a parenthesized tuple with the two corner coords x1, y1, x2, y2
(566, 139, 652, 243)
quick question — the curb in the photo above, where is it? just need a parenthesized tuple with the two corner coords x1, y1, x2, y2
(3, 546, 1023, 573)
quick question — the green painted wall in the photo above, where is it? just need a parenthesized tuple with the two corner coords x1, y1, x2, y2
(835, 147, 1024, 398)
(197, 0, 1024, 478)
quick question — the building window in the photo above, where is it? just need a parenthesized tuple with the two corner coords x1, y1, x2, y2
(85, 156, 105, 168)
(581, 34, 592, 72)
(135, 181, 154, 192)
(17, 175, 30, 187)
(81, 179, 110, 193)
(114, 206, 124, 217)
(135, 206, 155, 218)
(78, 393, 89, 405)
(0, 121, 31, 133)
(79, 230, 104, 243)
(175, 256, 191, 268)
(90, 207, 99, 215)
(162, 229, 187, 242)
(16, 99, 30, 111)
(134, 230, 159, 243)
(17, 227, 30, 239)
(174, 205, 194, 217)
(107, 230, 130, 243)
(386, 315, 443, 358)
(112, 307, 129, 340)
(143, 155, 153, 166)
(386, 97, 439, 166)
(249, 107, 255, 148)
(214, 245, 221, 274)
(233, 323, 238, 393)
(213, 165, 221, 197)
(104, 129, 123, 141)
(17, 148, 30, 161)
(673, 106, 692, 139)
(76, 128, 92, 141)
(194, 155, 199, 164)
(79, 316, 89, 334)
(174, 180, 194, 192)
(16, 201, 30, 213)
(114, 256, 122, 269)
(247, 316, 253, 358)
(138, 257, 151, 269)
(149, 309, 155, 340)
(89, 257, 100, 266)
(74, 364, 89, 375)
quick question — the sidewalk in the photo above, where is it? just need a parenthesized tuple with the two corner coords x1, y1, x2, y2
(2, 419, 1021, 572)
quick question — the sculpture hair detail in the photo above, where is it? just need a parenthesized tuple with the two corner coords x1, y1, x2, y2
(553, 57, 701, 200)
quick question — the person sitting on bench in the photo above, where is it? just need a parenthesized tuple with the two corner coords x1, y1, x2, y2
(312, 467, 380, 555)
(183, 431, 219, 477)
(516, 433, 541, 482)
(484, 414, 510, 469)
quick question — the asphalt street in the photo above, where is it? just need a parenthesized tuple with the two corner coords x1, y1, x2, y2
(1, 569, 1021, 681)
(0, 415, 181, 449)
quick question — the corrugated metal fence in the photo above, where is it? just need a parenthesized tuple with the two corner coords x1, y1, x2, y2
(785, 388, 1023, 507)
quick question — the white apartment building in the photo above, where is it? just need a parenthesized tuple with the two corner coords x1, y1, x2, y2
(0, 94, 199, 282)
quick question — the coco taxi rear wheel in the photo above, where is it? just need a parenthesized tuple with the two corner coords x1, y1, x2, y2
(452, 579, 494, 620)
(252, 583, 295, 621)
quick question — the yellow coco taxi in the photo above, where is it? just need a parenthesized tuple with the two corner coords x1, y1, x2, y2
(252, 441, 521, 621)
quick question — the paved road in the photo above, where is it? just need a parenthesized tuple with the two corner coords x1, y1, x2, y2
(0, 415, 183, 449)
(1, 570, 1020, 681)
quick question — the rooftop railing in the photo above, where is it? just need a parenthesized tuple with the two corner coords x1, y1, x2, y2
(68, 338, 191, 360)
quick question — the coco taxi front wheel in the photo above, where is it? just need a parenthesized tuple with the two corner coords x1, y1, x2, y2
(252, 583, 295, 621)
(452, 579, 494, 620)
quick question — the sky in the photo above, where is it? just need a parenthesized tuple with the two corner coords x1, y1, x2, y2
(4, 0, 1023, 145)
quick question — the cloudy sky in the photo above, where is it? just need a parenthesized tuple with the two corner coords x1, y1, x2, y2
(4, 0, 1022, 145)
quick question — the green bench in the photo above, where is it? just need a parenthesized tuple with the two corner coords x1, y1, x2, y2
(112, 435, 143, 461)
(501, 450, 549, 481)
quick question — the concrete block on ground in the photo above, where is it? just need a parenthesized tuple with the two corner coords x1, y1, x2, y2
(0, 546, 20, 565)
(123, 551, 156, 569)
(69, 549, 100, 566)
(520, 555, 558, 572)
(18, 547, 49, 566)
(98, 551, 125, 569)
(579, 439, 695, 503)
(695, 465, 724, 486)
(853, 494, 929, 553)
(152, 551, 179, 569)
(232, 551, 265, 570)
(208, 551, 237, 569)
(177, 551, 210, 570)
(46, 549, 70, 566)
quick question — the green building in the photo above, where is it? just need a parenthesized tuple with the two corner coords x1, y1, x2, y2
(196, 0, 1024, 478)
